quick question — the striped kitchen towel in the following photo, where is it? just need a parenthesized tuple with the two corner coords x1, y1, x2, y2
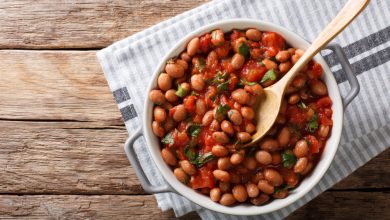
(97, 0, 390, 219)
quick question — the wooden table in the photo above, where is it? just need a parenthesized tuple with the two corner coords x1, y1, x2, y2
(0, 1, 388, 219)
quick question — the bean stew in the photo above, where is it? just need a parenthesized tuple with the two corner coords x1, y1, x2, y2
(149, 28, 333, 206)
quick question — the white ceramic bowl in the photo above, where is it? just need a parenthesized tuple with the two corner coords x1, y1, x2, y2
(130, 19, 355, 215)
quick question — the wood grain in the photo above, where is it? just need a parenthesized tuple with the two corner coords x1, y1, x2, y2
(0, 0, 208, 49)
(0, 192, 388, 219)
(0, 119, 388, 195)
(0, 50, 122, 123)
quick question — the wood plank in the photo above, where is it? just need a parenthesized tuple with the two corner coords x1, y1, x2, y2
(0, 50, 122, 123)
(0, 0, 208, 49)
(0, 192, 388, 219)
(0, 120, 388, 194)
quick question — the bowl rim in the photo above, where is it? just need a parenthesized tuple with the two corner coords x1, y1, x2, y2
(142, 18, 344, 215)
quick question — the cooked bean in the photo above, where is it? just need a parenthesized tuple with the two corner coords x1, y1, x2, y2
(257, 180, 275, 194)
(165, 89, 178, 103)
(232, 89, 250, 105)
(210, 188, 222, 202)
(246, 183, 260, 198)
(275, 50, 291, 62)
(218, 157, 232, 170)
(243, 157, 257, 170)
(231, 53, 245, 70)
(176, 59, 188, 70)
(294, 157, 308, 173)
(174, 168, 188, 184)
(247, 95, 257, 107)
(195, 99, 206, 116)
(232, 185, 248, 202)
(237, 132, 251, 143)
(162, 102, 173, 111)
(212, 131, 229, 144)
(288, 94, 301, 104)
(165, 62, 184, 78)
(153, 106, 167, 123)
(301, 162, 314, 175)
(180, 160, 196, 175)
(227, 109, 243, 125)
(212, 145, 229, 157)
(200, 187, 210, 195)
(245, 29, 262, 41)
(191, 74, 205, 91)
(152, 121, 165, 137)
(264, 168, 283, 186)
(172, 104, 187, 121)
(219, 193, 236, 206)
(230, 150, 245, 165)
(202, 110, 214, 126)
(260, 138, 280, 152)
(241, 106, 255, 120)
(213, 170, 230, 182)
(245, 122, 256, 134)
(277, 127, 290, 148)
(251, 172, 264, 184)
(294, 140, 309, 158)
(180, 52, 191, 62)
(157, 73, 172, 91)
(311, 80, 328, 96)
(206, 51, 219, 67)
(245, 84, 264, 97)
(163, 117, 175, 131)
(250, 194, 269, 206)
(271, 152, 282, 165)
(161, 148, 177, 166)
(210, 119, 220, 131)
(273, 189, 288, 199)
(187, 37, 200, 56)
(262, 59, 277, 70)
(279, 61, 292, 73)
(318, 124, 330, 138)
(149, 90, 166, 105)
(221, 120, 234, 136)
(219, 182, 231, 193)
(255, 150, 272, 165)
(233, 102, 242, 110)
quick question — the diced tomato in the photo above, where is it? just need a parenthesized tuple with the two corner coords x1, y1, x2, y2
(309, 62, 323, 79)
(221, 59, 234, 73)
(193, 114, 203, 124)
(183, 95, 196, 113)
(230, 30, 244, 41)
(319, 112, 333, 126)
(279, 168, 298, 187)
(324, 108, 333, 117)
(190, 166, 216, 189)
(240, 60, 268, 82)
(199, 34, 212, 53)
(316, 96, 332, 108)
(305, 135, 320, 154)
(286, 105, 306, 125)
(205, 86, 217, 107)
(169, 107, 176, 118)
(220, 95, 235, 109)
(262, 32, 285, 57)
(215, 43, 231, 58)
(229, 74, 239, 91)
(250, 42, 260, 48)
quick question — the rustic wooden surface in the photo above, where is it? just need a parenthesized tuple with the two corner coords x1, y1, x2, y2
(0, 0, 388, 219)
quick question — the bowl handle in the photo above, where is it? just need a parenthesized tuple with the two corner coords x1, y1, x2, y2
(324, 44, 360, 108)
(124, 127, 173, 194)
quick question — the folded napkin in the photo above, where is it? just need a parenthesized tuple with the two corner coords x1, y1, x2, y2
(97, 0, 390, 219)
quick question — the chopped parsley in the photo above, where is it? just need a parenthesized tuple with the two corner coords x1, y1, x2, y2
(282, 150, 297, 169)
(217, 80, 230, 92)
(161, 132, 174, 145)
(187, 124, 202, 137)
(306, 112, 319, 132)
(239, 79, 258, 86)
(215, 104, 230, 121)
(184, 145, 215, 168)
(175, 84, 189, 98)
(260, 68, 277, 83)
(297, 101, 307, 110)
(238, 42, 250, 58)
(195, 57, 206, 72)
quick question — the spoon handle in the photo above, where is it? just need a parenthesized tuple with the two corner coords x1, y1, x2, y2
(273, 0, 370, 93)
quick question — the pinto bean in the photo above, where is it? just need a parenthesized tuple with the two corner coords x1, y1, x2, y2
(221, 120, 234, 136)
(153, 106, 167, 122)
(227, 109, 243, 125)
(264, 168, 283, 186)
(277, 127, 290, 148)
(245, 122, 256, 134)
(262, 59, 277, 70)
(161, 148, 177, 166)
(231, 53, 245, 70)
(174, 168, 188, 184)
(232, 185, 248, 202)
(210, 188, 222, 202)
(250, 194, 269, 206)
(165, 62, 185, 78)
(220, 193, 236, 206)
(255, 150, 272, 165)
(212, 131, 230, 144)
(212, 145, 229, 157)
(243, 157, 257, 170)
(246, 183, 260, 198)
(210, 119, 220, 131)
(191, 74, 205, 91)
(275, 50, 291, 62)
(311, 80, 328, 96)
(318, 124, 330, 138)
(218, 157, 232, 171)
(213, 170, 231, 182)
(293, 140, 309, 158)
(176, 59, 188, 70)
(237, 132, 251, 143)
(232, 89, 250, 105)
(152, 121, 165, 138)
(180, 52, 191, 62)
(230, 150, 245, 165)
(294, 157, 308, 173)
(288, 94, 301, 104)
(279, 61, 292, 73)
(180, 160, 196, 175)
(219, 182, 231, 193)
(187, 37, 200, 56)
(195, 99, 206, 116)
(202, 110, 214, 126)
(165, 89, 178, 103)
(241, 106, 255, 120)
(259, 138, 280, 152)
(245, 84, 264, 97)
(245, 29, 262, 41)
(257, 180, 274, 194)
(273, 189, 288, 199)
(172, 104, 187, 121)
(149, 90, 166, 105)
(157, 73, 172, 91)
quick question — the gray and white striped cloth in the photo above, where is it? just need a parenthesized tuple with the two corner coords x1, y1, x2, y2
(97, 0, 390, 219)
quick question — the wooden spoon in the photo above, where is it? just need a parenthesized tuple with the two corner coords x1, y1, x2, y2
(245, 0, 369, 147)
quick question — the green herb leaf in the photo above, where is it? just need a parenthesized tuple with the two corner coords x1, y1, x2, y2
(240, 79, 258, 86)
(289, 124, 302, 139)
(212, 71, 229, 84)
(297, 101, 307, 110)
(195, 58, 206, 72)
(217, 80, 230, 92)
(175, 84, 189, 98)
(306, 112, 319, 132)
(238, 42, 250, 58)
(282, 150, 297, 169)
(187, 124, 202, 137)
(184, 145, 197, 161)
(215, 104, 230, 121)
(190, 91, 200, 96)
(161, 132, 174, 145)
(258, 60, 265, 66)
(196, 152, 215, 168)
(260, 68, 277, 83)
